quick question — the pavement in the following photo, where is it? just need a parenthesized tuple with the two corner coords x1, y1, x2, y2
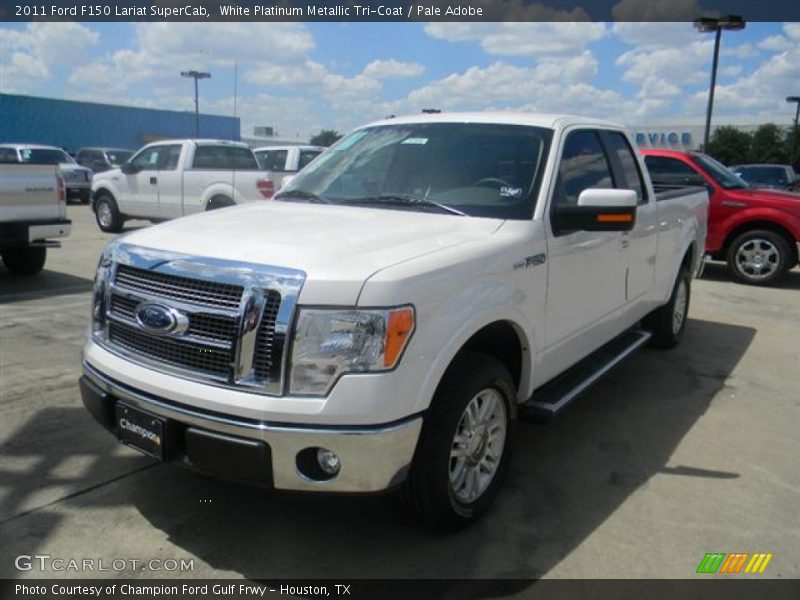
(1, 205, 799, 582)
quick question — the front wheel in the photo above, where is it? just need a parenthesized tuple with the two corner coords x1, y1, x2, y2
(1, 247, 46, 276)
(403, 352, 514, 530)
(94, 193, 124, 233)
(726, 230, 791, 286)
(645, 267, 690, 349)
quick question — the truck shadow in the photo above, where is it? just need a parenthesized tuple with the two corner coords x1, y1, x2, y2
(0, 318, 755, 589)
(126, 318, 754, 583)
(0, 270, 93, 302)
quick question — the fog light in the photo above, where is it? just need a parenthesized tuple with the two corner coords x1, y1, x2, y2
(316, 448, 341, 476)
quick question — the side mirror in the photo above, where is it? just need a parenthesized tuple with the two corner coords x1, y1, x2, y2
(120, 162, 140, 175)
(553, 189, 637, 235)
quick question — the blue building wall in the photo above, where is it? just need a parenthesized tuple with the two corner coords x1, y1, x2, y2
(0, 94, 240, 153)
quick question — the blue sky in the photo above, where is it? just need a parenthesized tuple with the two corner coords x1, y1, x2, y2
(1, 20, 799, 140)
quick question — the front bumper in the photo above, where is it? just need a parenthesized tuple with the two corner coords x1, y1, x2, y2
(80, 362, 422, 493)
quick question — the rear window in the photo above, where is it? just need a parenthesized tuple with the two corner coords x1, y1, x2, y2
(192, 145, 258, 170)
(18, 148, 74, 165)
(107, 151, 133, 165)
(736, 166, 788, 186)
(256, 150, 289, 171)
(298, 150, 322, 170)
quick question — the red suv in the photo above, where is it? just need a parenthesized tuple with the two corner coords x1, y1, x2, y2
(642, 149, 800, 285)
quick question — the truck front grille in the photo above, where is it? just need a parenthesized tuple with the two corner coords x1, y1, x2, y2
(101, 259, 292, 395)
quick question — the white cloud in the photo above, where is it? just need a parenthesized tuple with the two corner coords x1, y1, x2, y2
(362, 59, 424, 79)
(616, 40, 713, 85)
(424, 22, 606, 56)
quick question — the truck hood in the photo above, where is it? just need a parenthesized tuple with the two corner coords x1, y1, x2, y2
(725, 187, 800, 210)
(119, 201, 503, 304)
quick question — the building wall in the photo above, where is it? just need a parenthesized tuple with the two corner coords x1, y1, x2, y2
(631, 123, 772, 151)
(0, 94, 240, 153)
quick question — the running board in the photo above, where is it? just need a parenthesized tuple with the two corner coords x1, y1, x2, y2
(519, 329, 652, 422)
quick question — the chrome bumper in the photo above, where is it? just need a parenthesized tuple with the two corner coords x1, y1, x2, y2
(82, 363, 422, 493)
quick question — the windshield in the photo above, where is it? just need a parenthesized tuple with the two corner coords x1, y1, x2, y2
(279, 123, 552, 219)
(107, 151, 133, 165)
(692, 154, 749, 190)
(18, 148, 75, 165)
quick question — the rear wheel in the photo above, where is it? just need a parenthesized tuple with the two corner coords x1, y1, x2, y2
(645, 266, 691, 349)
(726, 229, 790, 286)
(95, 193, 123, 233)
(206, 195, 235, 210)
(403, 352, 513, 530)
(1, 247, 46, 276)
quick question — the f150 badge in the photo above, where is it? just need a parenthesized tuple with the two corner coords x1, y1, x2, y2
(514, 254, 546, 270)
(135, 303, 189, 336)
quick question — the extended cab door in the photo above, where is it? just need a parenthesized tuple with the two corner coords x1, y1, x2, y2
(152, 144, 184, 219)
(539, 129, 630, 381)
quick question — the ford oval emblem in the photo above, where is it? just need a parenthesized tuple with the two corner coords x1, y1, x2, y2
(135, 303, 188, 335)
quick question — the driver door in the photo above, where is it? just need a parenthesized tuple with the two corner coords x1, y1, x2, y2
(119, 146, 162, 217)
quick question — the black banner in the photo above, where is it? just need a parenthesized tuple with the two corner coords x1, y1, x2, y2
(1, 0, 799, 23)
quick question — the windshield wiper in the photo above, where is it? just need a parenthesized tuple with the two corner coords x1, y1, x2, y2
(273, 189, 330, 204)
(342, 194, 466, 216)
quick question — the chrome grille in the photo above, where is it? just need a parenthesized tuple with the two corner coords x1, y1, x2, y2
(108, 321, 232, 377)
(254, 293, 282, 381)
(115, 264, 243, 309)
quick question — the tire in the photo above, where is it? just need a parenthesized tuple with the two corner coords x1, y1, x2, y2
(645, 266, 691, 349)
(403, 352, 514, 531)
(94, 192, 124, 233)
(205, 196, 235, 211)
(726, 229, 791, 286)
(1, 247, 46, 276)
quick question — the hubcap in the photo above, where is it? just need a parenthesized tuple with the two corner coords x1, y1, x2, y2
(735, 239, 780, 280)
(97, 202, 112, 228)
(672, 279, 687, 335)
(449, 388, 507, 504)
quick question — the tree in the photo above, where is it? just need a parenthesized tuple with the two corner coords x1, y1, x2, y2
(703, 126, 752, 165)
(309, 129, 343, 147)
(749, 124, 789, 165)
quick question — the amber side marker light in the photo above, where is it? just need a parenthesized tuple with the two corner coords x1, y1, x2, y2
(597, 214, 633, 223)
(384, 307, 415, 368)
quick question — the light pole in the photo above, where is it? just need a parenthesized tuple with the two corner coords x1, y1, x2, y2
(181, 70, 211, 137)
(787, 96, 800, 167)
(694, 16, 746, 151)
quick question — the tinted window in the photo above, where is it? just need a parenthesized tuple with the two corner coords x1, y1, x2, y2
(256, 150, 289, 171)
(644, 156, 707, 187)
(192, 145, 258, 169)
(282, 123, 552, 220)
(606, 132, 646, 203)
(18, 148, 74, 165)
(160, 145, 182, 170)
(107, 150, 133, 166)
(692, 154, 749, 189)
(298, 150, 322, 170)
(130, 147, 162, 170)
(554, 130, 615, 206)
(735, 166, 788, 186)
(0, 148, 18, 163)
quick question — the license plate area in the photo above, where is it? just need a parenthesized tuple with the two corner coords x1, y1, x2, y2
(115, 402, 165, 459)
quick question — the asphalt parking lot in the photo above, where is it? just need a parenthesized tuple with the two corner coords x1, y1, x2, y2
(1, 205, 799, 582)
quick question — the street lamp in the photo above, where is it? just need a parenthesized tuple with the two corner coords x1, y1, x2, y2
(181, 70, 211, 137)
(694, 15, 746, 150)
(787, 96, 800, 166)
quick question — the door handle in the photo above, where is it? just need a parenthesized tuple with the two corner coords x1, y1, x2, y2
(150, 177, 157, 185)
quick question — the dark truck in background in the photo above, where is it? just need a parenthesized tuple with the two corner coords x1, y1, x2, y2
(642, 149, 800, 286)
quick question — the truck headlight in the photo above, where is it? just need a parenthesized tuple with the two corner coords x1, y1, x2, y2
(289, 306, 415, 396)
(91, 243, 115, 334)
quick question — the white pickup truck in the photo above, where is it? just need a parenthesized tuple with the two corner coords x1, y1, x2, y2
(90, 140, 271, 232)
(1, 164, 71, 275)
(80, 113, 707, 529)
(253, 145, 325, 194)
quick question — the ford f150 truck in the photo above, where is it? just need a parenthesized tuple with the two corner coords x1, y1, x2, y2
(253, 145, 325, 195)
(80, 113, 707, 529)
(1, 164, 71, 275)
(90, 140, 272, 233)
(642, 149, 800, 286)
(0, 144, 93, 204)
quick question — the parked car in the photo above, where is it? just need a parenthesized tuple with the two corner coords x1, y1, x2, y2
(81, 112, 707, 529)
(729, 164, 800, 193)
(253, 145, 325, 195)
(90, 139, 272, 232)
(76, 147, 135, 174)
(642, 149, 800, 286)
(0, 144, 92, 204)
(0, 163, 71, 275)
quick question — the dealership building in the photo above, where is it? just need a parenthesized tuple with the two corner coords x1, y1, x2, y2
(0, 93, 241, 153)
(630, 121, 789, 151)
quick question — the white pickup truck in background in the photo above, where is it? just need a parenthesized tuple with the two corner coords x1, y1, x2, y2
(253, 145, 325, 195)
(90, 140, 271, 232)
(0, 144, 93, 204)
(0, 164, 71, 275)
(81, 113, 707, 530)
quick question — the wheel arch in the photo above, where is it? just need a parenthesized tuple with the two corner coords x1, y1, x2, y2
(721, 220, 798, 266)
